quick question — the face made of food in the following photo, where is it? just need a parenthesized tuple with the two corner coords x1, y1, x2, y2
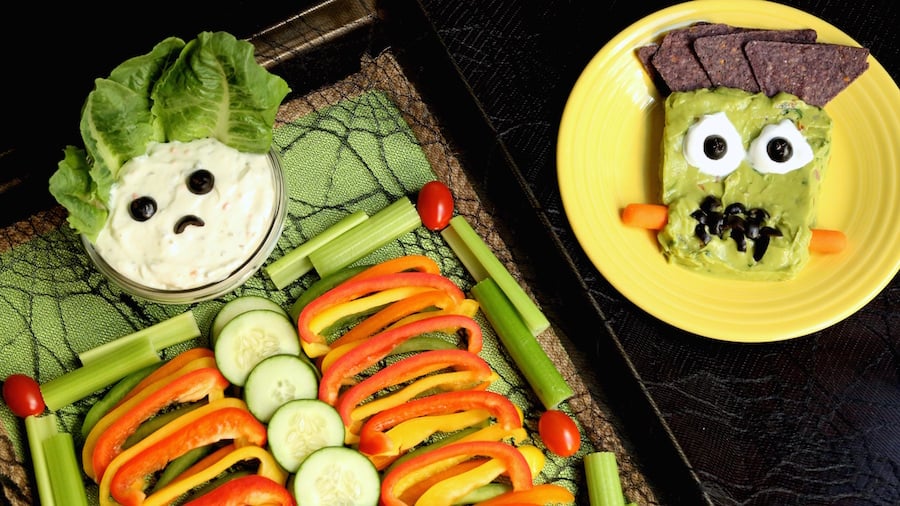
(656, 87, 833, 281)
(92, 138, 278, 291)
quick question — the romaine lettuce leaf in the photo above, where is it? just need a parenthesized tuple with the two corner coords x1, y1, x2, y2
(49, 31, 291, 241)
(151, 31, 290, 153)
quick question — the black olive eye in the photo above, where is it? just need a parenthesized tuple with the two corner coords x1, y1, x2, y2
(703, 135, 728, 160)
(748, 120, 813, 174)
(766, 137, 792, 162)
(682, 112, 745, 177)
(129, 196, 157, 222)
(187, 169, 214, 195)
(174, 215, 205, 234)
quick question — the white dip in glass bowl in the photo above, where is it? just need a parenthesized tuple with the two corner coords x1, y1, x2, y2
(82, 138, 286, 304)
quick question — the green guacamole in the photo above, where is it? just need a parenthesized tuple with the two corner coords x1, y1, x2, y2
(657, 87, 833, 280)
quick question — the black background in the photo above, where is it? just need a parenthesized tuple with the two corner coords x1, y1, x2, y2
(2, 1, 898, 504)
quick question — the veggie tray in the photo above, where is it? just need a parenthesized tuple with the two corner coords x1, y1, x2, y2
(0, 9, 662, 505)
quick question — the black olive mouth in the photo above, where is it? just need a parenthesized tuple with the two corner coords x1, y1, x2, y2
(690, 195, 782, 261)
(174, 215, 206, 234)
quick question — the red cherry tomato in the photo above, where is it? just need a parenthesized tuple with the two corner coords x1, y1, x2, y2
(538, 409, 580, 457)
(2, 374, 45, 418)
(416, 181, 454, 231)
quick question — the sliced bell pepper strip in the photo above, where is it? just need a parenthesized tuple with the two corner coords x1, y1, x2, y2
(327, 288, 459, 353)
(335, 348, 494, 428)
(83, 356, 223, 481)
(180, 474, 296, 506)
(398, 458, 490, 504)
(298, 272, 466, 358)
(143, 445, 288, 506)
(381, 441, 534, 506)
(473, 483, 576, 505)
(357, 390, 522, 458)
(349, 370, 495, 436)
(318, 314, 483, 405)
(96, 398, 259, 506)
(116, 347, 215, 407)
(370, 409, 493, 469)
(417, 457, 518, 505)
(91, 367, 229, 483)
(344, 254, 442, 281)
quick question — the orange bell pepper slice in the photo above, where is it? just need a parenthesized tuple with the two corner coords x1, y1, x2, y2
(115, 347, 215, 407)
(474, 483, 576, 505)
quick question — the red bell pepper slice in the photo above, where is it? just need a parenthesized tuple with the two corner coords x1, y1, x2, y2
(327, 288, 460, 352)
(90, 367, 229, 482)
(116, 347, 215, 407)
(181, 475, 296, 506)
(107, 403, 266, 506)
(318, 314, 483, 405)
(297, 271, 466, 357)
(356, 390, 522, 458)
(144, 445, 289, 506)
(380, 440, 534, 506)
(335, 349, 494, 430)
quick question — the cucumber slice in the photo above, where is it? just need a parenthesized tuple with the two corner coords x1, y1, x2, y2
(214, 309, 301, 387)
(292, 446, 380, 506)
(267, 399, 345, 473)
(211, 295, 288, 344)
(243, 354, 319, 423)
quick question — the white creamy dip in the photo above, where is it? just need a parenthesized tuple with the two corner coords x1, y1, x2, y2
(93, 138, 278, 290)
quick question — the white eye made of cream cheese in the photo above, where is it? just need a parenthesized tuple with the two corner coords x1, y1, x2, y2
(682, 112, 746, 177)
(747, 119, 814, 174)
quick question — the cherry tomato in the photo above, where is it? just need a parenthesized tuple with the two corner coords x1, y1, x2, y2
(416, 180, 454, 231)
(2, 374, 45, 418)
(538, 409, 580, 457)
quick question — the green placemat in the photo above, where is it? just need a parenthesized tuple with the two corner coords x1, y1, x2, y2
(1, 88, 590, 503)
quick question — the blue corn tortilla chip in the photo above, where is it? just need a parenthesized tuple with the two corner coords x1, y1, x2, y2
(693, 29, 818, 92)
(744, 40, 870, 106)
(649, 23, 745, 92)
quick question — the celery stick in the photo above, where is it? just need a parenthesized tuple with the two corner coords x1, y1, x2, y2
(266, 210, 369, 289)
(78, 311, 199, 366)
(442, 215, 550, 336)
(584, 451, 626, 506)
(41, 338, 161, 411)
(309, 197, 422, 278)
(471, 278, 573, 410)
(25, 413, 59, 506)
(42, 432, 89, 506)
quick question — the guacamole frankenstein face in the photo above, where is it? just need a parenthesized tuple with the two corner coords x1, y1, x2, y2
(658, 88, 832, 280)
(635, 23, 869, 280)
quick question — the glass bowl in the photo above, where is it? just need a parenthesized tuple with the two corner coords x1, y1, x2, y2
(82, 147, 286, 304)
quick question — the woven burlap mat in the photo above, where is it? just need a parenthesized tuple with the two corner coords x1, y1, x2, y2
(0, 50, 659, 505)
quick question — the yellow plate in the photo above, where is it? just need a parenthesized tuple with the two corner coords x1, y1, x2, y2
(557, 0, 900, 342)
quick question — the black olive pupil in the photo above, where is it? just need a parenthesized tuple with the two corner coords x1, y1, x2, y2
(187, 169, 215, 195)
(129, 197, 157, 222)
(703, 135, 728, 160)
(766, 137, 792, 162)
